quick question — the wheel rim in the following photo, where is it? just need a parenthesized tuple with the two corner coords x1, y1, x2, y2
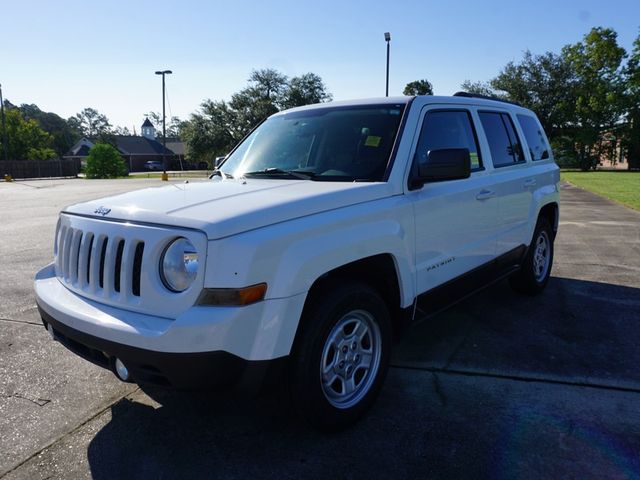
(319, 309, 382, 409)
(532, 230, 551, 282)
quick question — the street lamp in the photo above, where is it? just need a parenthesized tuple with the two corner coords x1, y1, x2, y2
(155, 70, 172, 174)
(384, 32, 391, 97)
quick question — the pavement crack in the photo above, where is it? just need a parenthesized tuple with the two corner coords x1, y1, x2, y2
(391, 363, 640, 396)
(1, 387, 140, 478)
(0, 392, 51, 407)
(442, 317, 475, 370)
(0, 317, 42, 327)
(431, 372, 447, 407)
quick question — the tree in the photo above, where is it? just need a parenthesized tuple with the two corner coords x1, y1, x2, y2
(226, 69, 288, 136)
(459, 80, 496, 97)
(113, 126, 131, 135)
(461, 27, 629, 170)
(182, 68, 333, 164)
(622, 30, 640, 170)
(18, 103, 80, 156)
(490, 51, 575, 139)
(280, 73, 332, 108)
(0, 109, 57, 160)
(144, 112, 183, 138)
(562, 27, 626, 170)
(71, 108, 112, 137)
(403, 79, 433, 96)
(249, 68, 289, 103)
(84, 143, 128, 178)
(180, 100, 237, 164)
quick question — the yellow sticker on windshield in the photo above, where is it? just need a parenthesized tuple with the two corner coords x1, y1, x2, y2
(470, 152, 479, 168)
(364, 136, 381, 147)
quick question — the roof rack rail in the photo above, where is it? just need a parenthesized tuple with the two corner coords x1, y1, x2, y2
(453, 91, 521, 107)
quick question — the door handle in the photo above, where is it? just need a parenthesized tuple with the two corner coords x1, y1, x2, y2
(476, 189, 495, 201)
(524, 178, 537, 188)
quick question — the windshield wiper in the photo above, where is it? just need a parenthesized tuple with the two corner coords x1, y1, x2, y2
(243, 168, 315, 180)
(210, 169, 234, 179)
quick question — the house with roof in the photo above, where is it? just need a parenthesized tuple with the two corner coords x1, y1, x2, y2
(64, 119, 187, 172)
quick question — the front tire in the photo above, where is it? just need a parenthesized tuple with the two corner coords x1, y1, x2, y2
(510, 217, 554, 294)
(289, 280, 392, 431)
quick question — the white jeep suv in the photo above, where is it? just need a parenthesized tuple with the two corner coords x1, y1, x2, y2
(35, 94, 559, 429)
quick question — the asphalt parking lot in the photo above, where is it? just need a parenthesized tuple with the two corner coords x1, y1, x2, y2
(1, 178, 639, 479)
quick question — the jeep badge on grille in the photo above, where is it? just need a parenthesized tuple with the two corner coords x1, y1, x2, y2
(94, 206, 111, 216)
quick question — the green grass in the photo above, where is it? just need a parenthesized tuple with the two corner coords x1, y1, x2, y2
(560, 171, 640, 211)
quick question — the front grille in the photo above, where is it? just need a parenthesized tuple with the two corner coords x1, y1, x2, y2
(132, 242, 145, 297)
(53, 213, 207, 319)
(56, 224, 145, 298)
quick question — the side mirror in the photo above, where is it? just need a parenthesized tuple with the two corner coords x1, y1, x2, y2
(417, 148, 471, 183)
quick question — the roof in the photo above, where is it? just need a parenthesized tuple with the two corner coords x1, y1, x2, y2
(114, 136, 173, 155)
(278, 97, 411, 115)
(64, 136, 175, 157)
(141, 118, 154, 128)
(166, 140, 186, 156)
(277, 95, 534, 117)
(75, 145, 91, 156)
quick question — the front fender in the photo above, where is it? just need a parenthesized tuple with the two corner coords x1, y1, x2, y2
(204, 196, 415, 308)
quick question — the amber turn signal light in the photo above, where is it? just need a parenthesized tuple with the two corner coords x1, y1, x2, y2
(196, 283, 267, 306)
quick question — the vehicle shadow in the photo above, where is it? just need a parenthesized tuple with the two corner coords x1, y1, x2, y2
(393, 276, 640, 387)
(86, 276, 640, 479)
(87, 371, 512, 479)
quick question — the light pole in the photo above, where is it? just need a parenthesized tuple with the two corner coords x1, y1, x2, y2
(0, 83, 8, 162)
(384, 32, 391, 97)
(154, 70, 172, 174)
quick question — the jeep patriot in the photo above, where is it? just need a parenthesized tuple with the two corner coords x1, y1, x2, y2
(35, 93, 559, 429)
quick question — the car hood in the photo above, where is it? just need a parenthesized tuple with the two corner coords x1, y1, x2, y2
(63, 179, 394, 240)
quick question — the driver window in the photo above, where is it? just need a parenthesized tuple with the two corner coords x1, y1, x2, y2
(415, 110, 482, 170)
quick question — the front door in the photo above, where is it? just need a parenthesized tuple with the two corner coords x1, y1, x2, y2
(409, 107, 498, 295)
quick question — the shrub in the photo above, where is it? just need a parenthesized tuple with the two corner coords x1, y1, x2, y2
(85, 143, 128, 178)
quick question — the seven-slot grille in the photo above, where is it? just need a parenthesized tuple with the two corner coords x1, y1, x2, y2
(55, 224, 145, 299)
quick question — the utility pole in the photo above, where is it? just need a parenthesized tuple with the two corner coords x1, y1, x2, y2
(0, 84, 8, 162)
(384, 32, 391, 97)
(155, 70, 172, 176)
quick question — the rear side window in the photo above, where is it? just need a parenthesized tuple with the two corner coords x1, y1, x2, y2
(517, 114, 550, 161)
(416, 110, 482, 170)
(479, 112, 525, 168)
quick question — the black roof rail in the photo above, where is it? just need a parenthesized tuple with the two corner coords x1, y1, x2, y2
(453, 91, 522, 107)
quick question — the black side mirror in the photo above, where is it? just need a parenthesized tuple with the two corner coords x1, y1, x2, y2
(417, 148, 471, 183)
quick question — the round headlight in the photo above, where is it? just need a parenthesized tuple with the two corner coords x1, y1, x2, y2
(160, 237, 198, 292)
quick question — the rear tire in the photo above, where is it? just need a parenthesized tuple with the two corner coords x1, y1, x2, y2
(289, 280, 392, 431)
(510, 217, 554, 295)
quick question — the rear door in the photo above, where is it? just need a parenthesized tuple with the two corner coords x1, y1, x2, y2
(409, 106, 499, 295)
(477, 110, 533, 255)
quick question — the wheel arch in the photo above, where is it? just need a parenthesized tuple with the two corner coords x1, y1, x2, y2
(538, 201, 559, 239)
(300, 254, 409, 339)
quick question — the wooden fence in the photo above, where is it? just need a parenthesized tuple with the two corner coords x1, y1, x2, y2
(1, 159, 81, 179)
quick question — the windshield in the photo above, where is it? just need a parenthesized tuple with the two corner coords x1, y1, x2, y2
(220, 104, 406, 181)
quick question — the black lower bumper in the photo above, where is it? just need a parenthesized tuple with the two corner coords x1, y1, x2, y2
(38, 305, 287, 391)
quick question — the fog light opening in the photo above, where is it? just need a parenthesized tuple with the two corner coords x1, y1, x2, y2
(46, 322, 57, 342)
(113, 358, 132, 382)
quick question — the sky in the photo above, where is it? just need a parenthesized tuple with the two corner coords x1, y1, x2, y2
(2, 0, 639, 130)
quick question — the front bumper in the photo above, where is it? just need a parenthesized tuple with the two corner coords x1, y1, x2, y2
(39, 307, 285, 389)
(35, 263, 306, 388)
